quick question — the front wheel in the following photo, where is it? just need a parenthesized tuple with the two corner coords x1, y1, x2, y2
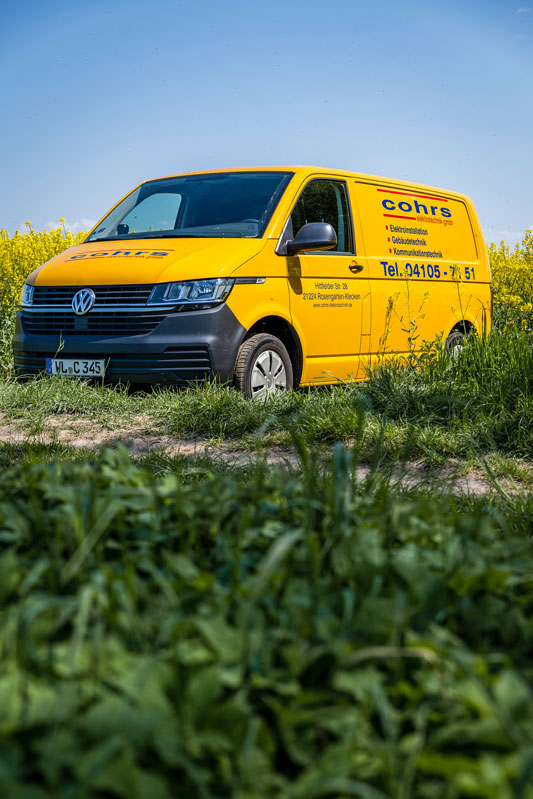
(234, 334, 293, 400)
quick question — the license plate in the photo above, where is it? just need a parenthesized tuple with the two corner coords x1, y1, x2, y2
(45, 358, 106, 378)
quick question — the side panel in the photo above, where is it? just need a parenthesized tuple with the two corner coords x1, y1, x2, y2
(350, 180, 491, 356)
(285, 251, 371, 383)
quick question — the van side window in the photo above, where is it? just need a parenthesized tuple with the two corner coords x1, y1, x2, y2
(290, 180, 353, 253)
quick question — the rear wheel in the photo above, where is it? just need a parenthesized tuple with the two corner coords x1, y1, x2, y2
(234, 333, 293, 400)
(445, 329, 466, 357)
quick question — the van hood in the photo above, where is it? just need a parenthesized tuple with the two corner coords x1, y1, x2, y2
(29, 237, 266, 286)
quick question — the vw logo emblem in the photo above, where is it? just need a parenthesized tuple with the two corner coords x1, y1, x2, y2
(72, 288, 96, 315)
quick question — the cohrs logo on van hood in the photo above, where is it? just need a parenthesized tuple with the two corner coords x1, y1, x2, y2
(68, 249, 171, 260)
(27, 237, 266, 286)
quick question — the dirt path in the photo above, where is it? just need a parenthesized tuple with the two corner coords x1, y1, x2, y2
(0, 413, 530, 495)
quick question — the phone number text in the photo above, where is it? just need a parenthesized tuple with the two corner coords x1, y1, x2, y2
(380, 261, 477, 280)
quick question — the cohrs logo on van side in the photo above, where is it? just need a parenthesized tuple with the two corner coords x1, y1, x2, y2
(378, 189, 452, 219)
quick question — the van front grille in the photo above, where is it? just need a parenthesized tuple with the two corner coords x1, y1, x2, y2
(32, 284, 155, 307)
(21, 310, 167, 336)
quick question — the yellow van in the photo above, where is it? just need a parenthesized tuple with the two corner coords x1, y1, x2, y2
(15, 167, 491, 398)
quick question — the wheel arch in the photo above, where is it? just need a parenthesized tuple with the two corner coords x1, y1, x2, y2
(449, 319, 476, 337)
(241, 315, 303, 387)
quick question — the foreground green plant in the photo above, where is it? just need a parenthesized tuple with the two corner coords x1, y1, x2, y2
(0, 445, 532, 798)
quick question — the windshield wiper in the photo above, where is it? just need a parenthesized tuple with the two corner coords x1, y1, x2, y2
(145, 233, 204, 238)
(163, 232, 245, 238)
(89, 231, 244, 242)
(88, 236, 126, 242)
(89, 233, 201, 243)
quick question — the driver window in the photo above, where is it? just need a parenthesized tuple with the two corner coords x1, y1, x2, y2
(290, 179, 353, 253)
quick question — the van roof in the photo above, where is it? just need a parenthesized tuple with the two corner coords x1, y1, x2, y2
(148, 166, 471, 203)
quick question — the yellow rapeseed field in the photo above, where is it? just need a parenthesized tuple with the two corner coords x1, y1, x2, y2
(0, 222, 86, 318)
(0, 223, 85, 373)
(488, 229, 533, 331)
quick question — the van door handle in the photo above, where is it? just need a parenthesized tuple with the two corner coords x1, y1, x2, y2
(349, 263, 364, 273)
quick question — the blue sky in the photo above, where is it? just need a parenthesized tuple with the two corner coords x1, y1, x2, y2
(1, 0, 531, 246)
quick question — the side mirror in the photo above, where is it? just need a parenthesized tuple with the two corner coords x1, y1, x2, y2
(286, 222, 337, 256)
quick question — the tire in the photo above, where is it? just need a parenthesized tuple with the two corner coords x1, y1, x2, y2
(234, 334, 293, 400)
(445, 329, 465, 357)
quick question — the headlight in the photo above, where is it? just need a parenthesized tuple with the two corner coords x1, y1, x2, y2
(147, 278, 234, 308)
(20, 283, 34, 307)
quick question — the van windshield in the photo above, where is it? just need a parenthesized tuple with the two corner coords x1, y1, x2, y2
(87, 171, 293, 242)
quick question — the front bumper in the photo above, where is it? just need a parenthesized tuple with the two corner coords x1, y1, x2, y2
(13, 304, 246, 384)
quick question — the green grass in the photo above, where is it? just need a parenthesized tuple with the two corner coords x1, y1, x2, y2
(0, 330, 532, 465)
(0, 444, 532, 798)
(365, 330, 533, 451)
(0, 440, 253, 481)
